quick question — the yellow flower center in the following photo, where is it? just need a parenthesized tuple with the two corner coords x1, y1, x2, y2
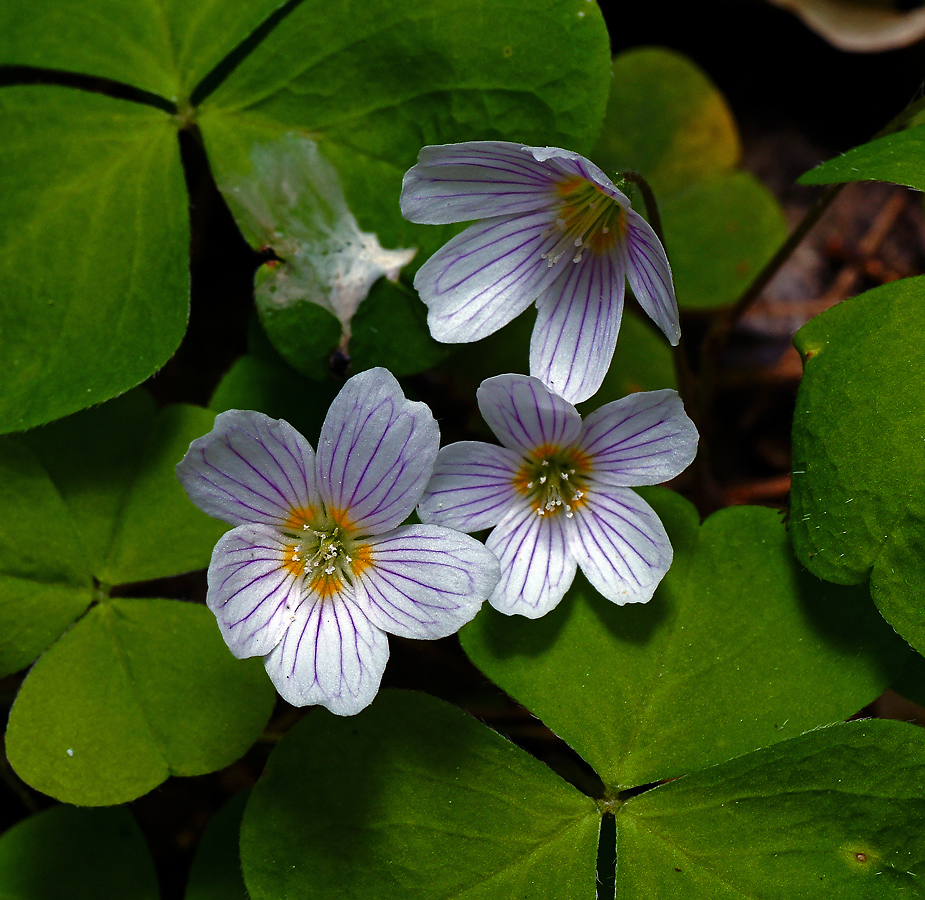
(513, 445, 591, 518)
(280, 507, 372, 598)
(541, 177, 626, 267)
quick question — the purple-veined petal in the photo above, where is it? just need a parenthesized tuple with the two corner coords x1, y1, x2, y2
(206, 524, 303, 659)
(528, 146, 633, 207)
(316, 368, 438, 535)
(486, 501, 577, 618)
(579, 389, 698, 486)
(263, 591, 389, 715)
(414, 211, 566, 343)
(529, 249, 626, 405)
(570, 486, 671, 605)
(620, 208, 680, 346)
(477, 373, 582, 457)
(177, 410, 319, 528)
(417, 441, 522, 532)
(351, 525, 499, 640)
(401, 141, 560, 224)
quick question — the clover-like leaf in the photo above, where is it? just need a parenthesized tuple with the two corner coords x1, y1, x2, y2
(0, 438, 93, 678)
(0, 88, 189, 434)
(21, 390, 228, 585)
(240, 690, 600, 900)
(0, 805, 159, 900)
(790, 277, 925, 655)
(6, 598, 274, 806)
(0, 0, 285, 102)
(462, 489, 907, 789)
(616, 720, 925, 898)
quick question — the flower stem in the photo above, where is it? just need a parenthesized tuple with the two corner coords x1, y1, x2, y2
(619, 170, 665, 246)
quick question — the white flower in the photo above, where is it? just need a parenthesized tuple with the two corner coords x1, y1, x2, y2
(418, 374, 697, 618)
(401, 141, 680, 405)
(176, 368, 500, 715)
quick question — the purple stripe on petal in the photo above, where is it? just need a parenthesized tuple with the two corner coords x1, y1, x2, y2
(417, 441, 522, 532)
(415, 211, 569, 343)
(485, 501, 577, 618)
(401, 142, 561, 225)
(579, 390, 698, 486)
(316, 368, 439, 535)
(621, 208, 680, 346)
(263, 592, 389, 715)
(570, 487, 671, 606)
(177, 410, 319, 528)
(529, 248, 626, 405)
(353, 525, 498, 639)
(206, 524, 302, 658)
(477, 374, 582, 457)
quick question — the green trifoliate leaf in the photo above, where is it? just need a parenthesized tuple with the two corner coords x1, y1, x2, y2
(0, 0, 285, 103)
(790, 277, 925, 655)
(593, 47, 740, 195)
(0, 88, 188, 434)
(185, 792, 250, 900)
(0, 805, 159, 900)
(240, 690, 600, 900)
(799, 123, 925, 190)
(591, 48, 786, 311)
(0, 439, 93, 678)
(22, 390, 228, 585)
(6, 599, 274, 806)
(616, 720, 925, 898)
(462, 489, 907, 790)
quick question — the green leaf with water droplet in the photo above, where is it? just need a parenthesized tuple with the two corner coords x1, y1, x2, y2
(462, 489, 907, 789)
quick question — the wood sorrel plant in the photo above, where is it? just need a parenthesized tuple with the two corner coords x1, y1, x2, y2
(0, 2, 923, 899)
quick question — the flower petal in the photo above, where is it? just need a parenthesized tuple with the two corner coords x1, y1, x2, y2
(352, 525, 499, 639)
(400, 141, 560, 224)
(570, 486, 672, 605)
(486, 502, 577, 618)
(177, 410, 319, 528)
(316, 368, 438, 535)
(263, 592, 389, 715)
(529, 249, 626, 405)
(414, 211, 565, 343)
(206, 524, 303, 658)
(417, 441, 522, 532)
(528, 146, 633, 206)
(477, 373, 582, 457)
(579, 389, 698, 486)
(620, 208, 680, 346)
